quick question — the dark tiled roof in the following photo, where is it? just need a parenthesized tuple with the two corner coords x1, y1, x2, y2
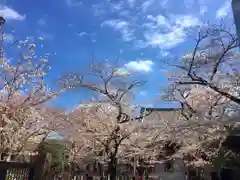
(138, 107, 182, 122)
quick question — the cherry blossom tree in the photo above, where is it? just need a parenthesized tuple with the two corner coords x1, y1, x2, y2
(62, 101, 166, 179)
(120, 120, 171, 178)
(59, 60, 152, 179)
(160, 22, 240, 170)
(60, 59, 225, 177)
(172, 23, 240, 105)
(0, 16, 66, 161)
(61, 102, 137, 178)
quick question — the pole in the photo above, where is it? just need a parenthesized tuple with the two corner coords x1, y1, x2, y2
(133, 156, 136, 177)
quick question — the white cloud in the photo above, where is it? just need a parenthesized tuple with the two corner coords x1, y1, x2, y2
(127, 0, 136, 8)
(36, 31, 54, 41)
(200, 5, 207, 15)
(146, 28, 185, 49)
(174, 15, 202, 27)
(101, 19, 134, 41)
(38, 18, 46, 26)
(119, 10, 130, 17)
(216, 1, 231, 18)
(144, 14, 202, 49)
(102, 19, 127, 28)
(160, 0, 169, 7)
(159, 50, 170, 57)
(142, 0, 155, 12)
(134, 39, 148, 49)
(43, 33, 54, 40)
(124, 60, 154, 72)
(93, 0, 204, 50)
(184, 0, 194, 9)
(4, 33, 14, 43)
(0, 6, 25, 21)
(156, 15, 169, 26)
(77, 32, 87, 37)
(109, 2, 124, 12)
(139, 91, 147, 96)
(198, 0, 207, 15)
(66, 0, 82, 7)
(147, 14, 171, 28)
(92, 1, 126, 16)
(92, 3, 106, 16)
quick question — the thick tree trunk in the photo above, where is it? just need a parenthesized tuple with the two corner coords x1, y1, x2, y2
(108, 158, 117, 180)
(85, 164, 93, 180)
(98, 162, 104, 180)
(0, 153, 3, 161)
(136, 166, 145, 180)
(109, 164, 117, 180)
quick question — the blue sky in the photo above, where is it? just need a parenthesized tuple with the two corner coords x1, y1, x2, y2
(0, 0, 234, 110)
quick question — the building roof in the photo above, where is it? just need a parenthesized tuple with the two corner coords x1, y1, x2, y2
(139, 107, 182, 122)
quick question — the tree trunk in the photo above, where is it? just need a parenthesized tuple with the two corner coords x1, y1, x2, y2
(108, 158, 117, 180)
(98, 162, 104, 180)
(136, 166, 145, 180)
(66, 162, 74, 180)
(145, 169, 149, 180)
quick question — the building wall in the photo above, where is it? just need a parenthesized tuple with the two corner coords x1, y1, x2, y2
(139, 109, 186, 179)
(150, 158, 186, 180)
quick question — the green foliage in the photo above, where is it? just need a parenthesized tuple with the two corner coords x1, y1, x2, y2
(37, 139, 69, 172)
